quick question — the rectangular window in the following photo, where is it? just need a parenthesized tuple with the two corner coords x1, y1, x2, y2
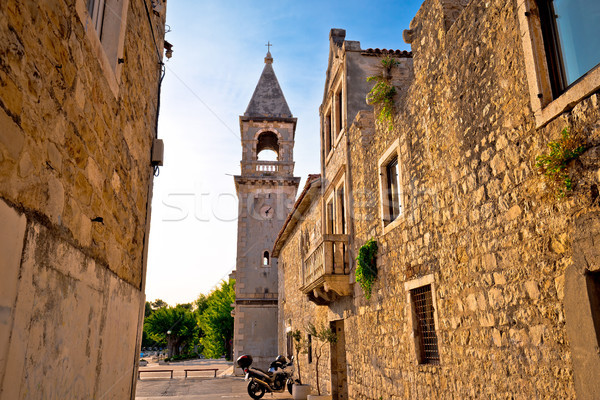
(87, 0, 106, 35)
(330, 112, 335, 146)
(410, 284, 440, 365)
(338, 185, 346, 235)
(586, 270, 600, 345)
(336, 90, 343, 135)
(326, 200, 335, 235)
(386, 156, 401, 222)
(538, 0, 600, 97)
(325, 113, 332, 155)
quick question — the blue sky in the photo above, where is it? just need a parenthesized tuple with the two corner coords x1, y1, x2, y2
(146, 0, 422, 305)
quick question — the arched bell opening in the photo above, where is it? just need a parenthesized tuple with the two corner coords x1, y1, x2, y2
(256, 132, 279, 161)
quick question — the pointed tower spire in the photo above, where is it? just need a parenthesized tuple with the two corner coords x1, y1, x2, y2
(244, 48, 292, 118)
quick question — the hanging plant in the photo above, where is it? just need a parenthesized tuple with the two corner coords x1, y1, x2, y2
(366, 56, 399, 130)
(355, 238, 378, 299)
(535, 127, 586, 197)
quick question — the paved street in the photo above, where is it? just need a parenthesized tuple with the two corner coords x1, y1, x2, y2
(135, 359, 293, 400)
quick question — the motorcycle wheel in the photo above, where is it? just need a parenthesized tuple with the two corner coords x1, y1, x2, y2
(247, 381, 266, 400)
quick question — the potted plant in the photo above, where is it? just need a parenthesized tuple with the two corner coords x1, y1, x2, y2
(291, 329, 312, 399)
(306, 323, 337, 400)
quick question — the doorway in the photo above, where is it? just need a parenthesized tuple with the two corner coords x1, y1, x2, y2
(330, 319, 348, 400)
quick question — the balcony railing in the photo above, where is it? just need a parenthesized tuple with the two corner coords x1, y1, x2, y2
(301, 234, 351, 305)
(241, 161, 294, 176)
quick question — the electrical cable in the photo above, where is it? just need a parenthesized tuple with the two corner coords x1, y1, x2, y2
(142, 0, 163, 64)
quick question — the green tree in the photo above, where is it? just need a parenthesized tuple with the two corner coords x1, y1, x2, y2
(151, 299, 168, 310)
(198, 279, 235, 360)
(144, 305, 198, 358)
(144, 301, 153, 318)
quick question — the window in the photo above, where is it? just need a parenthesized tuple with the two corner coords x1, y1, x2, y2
(87, 0, 106, 34)
(378, 140, 402, 230)
(307, 334, 313, 363)
(410, 285, 440, 365)
(337, 185, 346, 235)
(385, 156, 401, 222)
(263, 251, 270, 266)
(324, 112, 333, 155)
(76, 0, 130, 95)
(336, 89, 343, 136)
(326, 199, 335, 234)
(518, 0, 600, 126)
(405, 274, 440, 365)
(586, 270, 600, 344)
(538, 0, 600, 97)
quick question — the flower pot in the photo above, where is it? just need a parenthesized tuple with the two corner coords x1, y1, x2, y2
(292, 384, 312, 400)
(307, 395, 331, 400)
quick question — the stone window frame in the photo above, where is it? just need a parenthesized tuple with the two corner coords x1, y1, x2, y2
(378, 139, 404, 234)
(75, 0, 130, 97)
(517, 0, 600, 127)
(404, 274, 441, 366)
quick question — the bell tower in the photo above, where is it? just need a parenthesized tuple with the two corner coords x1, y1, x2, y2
(232, 49, 300, 371)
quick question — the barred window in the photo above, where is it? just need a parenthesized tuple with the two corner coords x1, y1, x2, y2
(410, 284, 439, 365)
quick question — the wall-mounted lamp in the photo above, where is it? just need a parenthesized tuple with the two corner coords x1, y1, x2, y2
(164, 41, 173, 59)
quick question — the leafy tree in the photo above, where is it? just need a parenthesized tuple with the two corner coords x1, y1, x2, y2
(151, 299, 168, 310)
(144, 305, 198, 358)
(195, 294, 208, 316)
(198, 279, 235, 360)
(306, 322, 337, 396)
(144, 301, 153, 318)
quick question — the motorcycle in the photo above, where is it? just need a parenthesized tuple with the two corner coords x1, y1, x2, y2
(236, 354, 296, 399)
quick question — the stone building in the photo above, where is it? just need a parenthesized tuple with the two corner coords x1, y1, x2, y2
(274, 1, 600, 399)
(0, 1, 167, 398)
(232, 50, 300, 372)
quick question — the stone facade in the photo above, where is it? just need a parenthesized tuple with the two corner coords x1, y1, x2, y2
(232, 51, 300, 372)
(275, 2, 600, 399)
(0, 1, 166, 398)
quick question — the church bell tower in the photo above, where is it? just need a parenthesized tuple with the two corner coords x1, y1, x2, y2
(232, 49, 300, 371)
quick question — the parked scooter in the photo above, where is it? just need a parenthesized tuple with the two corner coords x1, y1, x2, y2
(236, 354, 295, 399)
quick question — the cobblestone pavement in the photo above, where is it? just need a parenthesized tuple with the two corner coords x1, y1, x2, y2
(135, 360, 293, 400)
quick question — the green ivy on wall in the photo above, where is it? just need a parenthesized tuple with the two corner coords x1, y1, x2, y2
(355, 238, 378, 299)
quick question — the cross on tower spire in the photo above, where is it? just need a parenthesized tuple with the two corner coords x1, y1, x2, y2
(264, 41, 274, 64)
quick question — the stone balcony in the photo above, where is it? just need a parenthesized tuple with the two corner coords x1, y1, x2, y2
(300, 234, 352, 305)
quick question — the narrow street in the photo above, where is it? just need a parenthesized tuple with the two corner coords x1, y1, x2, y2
(135, 359, 293, 400)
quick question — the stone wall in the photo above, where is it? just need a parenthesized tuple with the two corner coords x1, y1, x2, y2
(278, 0, 600, 398)
(0, 0, 166, 398)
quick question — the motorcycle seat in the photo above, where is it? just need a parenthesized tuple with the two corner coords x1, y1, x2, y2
(250, 367, 272, 376)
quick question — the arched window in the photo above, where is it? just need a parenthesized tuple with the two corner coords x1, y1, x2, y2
(257, 132, 279, 161)
(263, 251, 270, 266)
